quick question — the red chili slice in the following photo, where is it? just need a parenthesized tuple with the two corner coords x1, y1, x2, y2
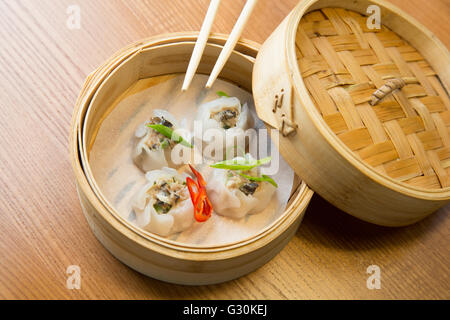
(186, 165, 213, 222)
(194, 188, 210, 222)
(189, 164, 207, 188)
(203, 193, 213, 217)
(186, 177, 199, 206)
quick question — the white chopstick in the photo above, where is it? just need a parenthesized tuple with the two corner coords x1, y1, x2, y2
(205, 0, 258, 89)
(182, 0, 222, 92)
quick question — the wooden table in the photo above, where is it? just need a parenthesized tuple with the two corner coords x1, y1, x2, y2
(0, 0, 449, 300)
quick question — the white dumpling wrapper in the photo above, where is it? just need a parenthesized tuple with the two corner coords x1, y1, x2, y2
(133, 109, 191, 172)
(195, 97, 253, 157)
(132, 167, 195, 237)
(206, 165, 276, 219)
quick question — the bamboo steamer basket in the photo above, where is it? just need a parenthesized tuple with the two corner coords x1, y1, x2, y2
(253, 0, 450, 226)
(70, 33, 314, 285)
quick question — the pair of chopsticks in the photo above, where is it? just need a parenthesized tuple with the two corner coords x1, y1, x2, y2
(182, 0, 258, 91)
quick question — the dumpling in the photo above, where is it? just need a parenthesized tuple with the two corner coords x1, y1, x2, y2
(195, 96, 253, 160)
(133, 109, 190, 172)
(206, 156, 277, 219)
(132, 167, 195, 237)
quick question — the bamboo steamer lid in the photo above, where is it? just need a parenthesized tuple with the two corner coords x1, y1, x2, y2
(253, 0, 450, 226)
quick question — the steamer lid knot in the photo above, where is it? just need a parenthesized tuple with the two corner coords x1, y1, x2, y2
(369, 78, 406, 106)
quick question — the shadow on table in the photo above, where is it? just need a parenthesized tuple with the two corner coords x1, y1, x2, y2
(295, 194, 448, 250)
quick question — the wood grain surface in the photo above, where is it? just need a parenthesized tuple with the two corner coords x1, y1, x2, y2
(0, 0, 448, 300)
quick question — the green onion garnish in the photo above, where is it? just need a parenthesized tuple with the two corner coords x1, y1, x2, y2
(147, 124, 193, 148)
(153, 202, 172, 214)
(239, 173, 278, 188)
(160, 140, 169, 149)
(210, 156, 272, 170)
(216, 91, 230, 98)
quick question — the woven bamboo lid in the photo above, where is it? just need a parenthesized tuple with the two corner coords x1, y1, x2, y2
(253, 0, 450, 226)
(296, 8, 450, 190)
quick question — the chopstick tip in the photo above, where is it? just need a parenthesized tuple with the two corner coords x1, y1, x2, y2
(205, 77, 214, 89)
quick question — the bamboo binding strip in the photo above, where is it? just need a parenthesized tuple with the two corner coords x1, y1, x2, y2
(296, 8, 450, 190)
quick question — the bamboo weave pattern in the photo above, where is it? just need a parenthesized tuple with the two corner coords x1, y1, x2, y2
(296, 8, 450, 189)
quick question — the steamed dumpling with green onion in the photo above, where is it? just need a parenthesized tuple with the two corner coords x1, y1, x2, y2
(195, 94, 253, 159)
(132, 167, 194, 237)
(133, 109, 191, 172)
(206, 154, 277, 219)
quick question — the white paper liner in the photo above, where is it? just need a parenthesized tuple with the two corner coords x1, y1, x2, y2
(89, 74, 294, 246)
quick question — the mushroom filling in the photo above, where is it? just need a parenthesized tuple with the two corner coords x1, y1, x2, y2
(152, 116, 173, 128)
(145, 116, 177, 150)
(225, 170, 260, 196)
(239, 182, 259, 196)
(148, 178, 188, 214)
(211, 107, 239, 129)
